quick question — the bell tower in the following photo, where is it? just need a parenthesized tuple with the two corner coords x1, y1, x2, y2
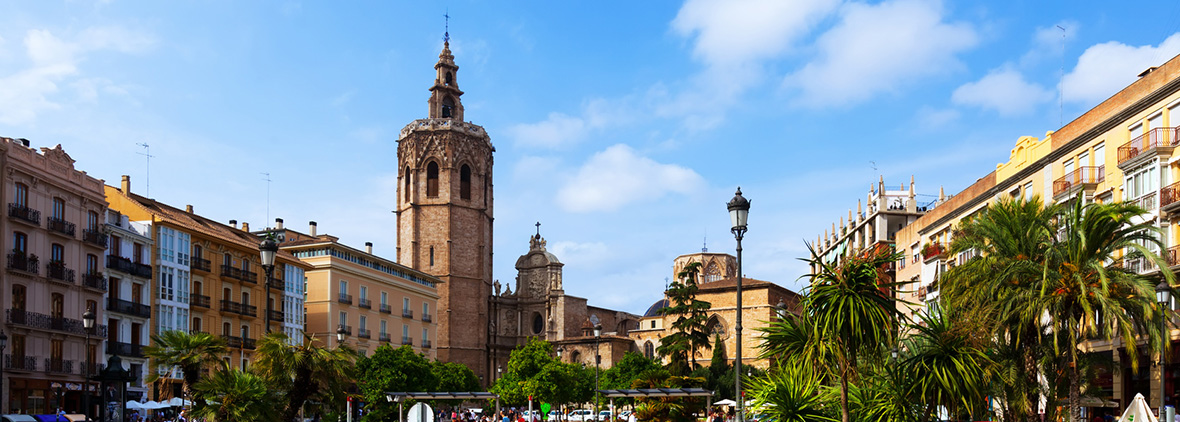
(396, 34, 494, 382)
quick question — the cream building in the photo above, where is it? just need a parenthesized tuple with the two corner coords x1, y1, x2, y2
(102, 209, 153, 402)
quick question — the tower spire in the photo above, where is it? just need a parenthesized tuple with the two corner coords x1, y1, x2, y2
(428, 18, 465, 121)
(444, 9, 450, 45)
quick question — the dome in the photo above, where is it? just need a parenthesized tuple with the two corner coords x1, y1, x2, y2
(644, 299, 669, 317)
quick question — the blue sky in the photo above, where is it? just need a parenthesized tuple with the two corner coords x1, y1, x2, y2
(2, 0, 1180, 315)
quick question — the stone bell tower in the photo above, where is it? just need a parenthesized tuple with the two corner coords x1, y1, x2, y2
(396, 34, 495, 382)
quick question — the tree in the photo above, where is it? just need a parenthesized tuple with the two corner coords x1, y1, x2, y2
(631, 370, 705, 422)
(357, 345, 439, 421)
(190, 368, 281, 422)
(656, 262, 713, 375)
(903, 304, 992, 420)
(746, 360, 836, 422)
(433, 361, 482, 392)
(252, 332, 359, 422)
(490, 338, 590, 407)
(143, 330, 229, 405)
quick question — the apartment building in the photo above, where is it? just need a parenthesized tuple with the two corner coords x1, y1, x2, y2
(102, 209, 153, 401)
(105, 176, 309, 399)
(268, 221, 440, 359)
(0, 139, 109, 415)
(810, 176, 928, 271)
(886, 54, 1180, 410)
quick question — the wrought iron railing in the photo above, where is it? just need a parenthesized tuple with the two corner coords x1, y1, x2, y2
(379, 304, 392, 314)
(82, 272, 107, 291)
(1118, 127, 1180, 165)
(242, 337, 256, 350)
(44, 358, 73, 374)
(422, 340, 432, 349)
(358, 329, 371, 339)
(338, 294, 353, 305)
(191, 294, 211, 308)
(47, 217, 76, 237)
(5, 354, 36, 371)
(402, 336, 413, 346)
(221, 335, 243, 348)
(269, 309, 283, 322)
(422, 314, 433, 323)
(8, 204, 39, 225)
(47, 262, 75, 284)
(107, 255, 152, 278)
(6, 309, 107, 337)
(106, 341, 144, 358)
(220, 265, 258, 284)
(7, 253, 38, 274)
(107, 297, 151, 318)
(191, 257, 211, 272)
(379, 333, 391, 342)
(82, 229, 108, 247)
(1052, 166, 1105, 196)
(402, 309, 414, 319)
(359, 298, 371, 309)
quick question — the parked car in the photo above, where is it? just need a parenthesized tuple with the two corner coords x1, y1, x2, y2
(567, 410, 594, 422)
(597, 411, 612, 421)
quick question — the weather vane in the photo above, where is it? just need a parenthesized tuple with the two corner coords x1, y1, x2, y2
(444, 9, 450, 44)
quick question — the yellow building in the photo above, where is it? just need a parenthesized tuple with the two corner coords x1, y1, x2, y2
(266, 221, 441, 358)
(105, 176, 311, 399)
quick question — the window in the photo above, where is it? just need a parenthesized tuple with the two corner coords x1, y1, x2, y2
(403, 297, 410, 312)
(1094, 142, 1105, 167)
(460, 165, 471, 200)
(422, 328, 428, 342)
(51, 293, 63, 318)
(445, 71, 453, 86)
(340, 311, 347, 326)
(241, 292, 250, 306)
(159, 267, 175, 301)
(1063, 159, 1074, 176)
(426, 162, 440, 197)
(111, 235, 122, 257)
(222, 321, 231, 336)
(360, 316, 367, 332)
(11, 284, 25, 310)
(87, 211, 99, 231)
(380, 292, 388, 305)
(644, 341, 654, 359)
(192, 244, 203, 260)
(404, 167, 412, 202)
(359, 286, 367, 300)
(52, 197, 65, 219)
(193, 317, 202, 332)
(13, 183, 27, 207)
(650, 320, 656, 329)
(423, 302, 430, 318)
(51, 243, 64, 262)
(86, 254, 98, 273)
(339, 280, 347, 295)
(429, 246, 434, 267)
(380, 320, 387, 335)
(402, 324, 409, 337)
(134, 243, 144, 264)
(12, 232, 26, 254)
(442, 97, 455, 118)
(223, 253, 232, 266)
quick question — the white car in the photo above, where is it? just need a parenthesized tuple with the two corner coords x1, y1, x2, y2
(597, 411, 612, 421)
(567, 410, 594, 422)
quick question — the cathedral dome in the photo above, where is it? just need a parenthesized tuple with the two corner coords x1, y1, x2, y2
(644, 299, 669, 317)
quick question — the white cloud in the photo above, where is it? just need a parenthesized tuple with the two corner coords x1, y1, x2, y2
(508, 98, 634, 149)
(671, 0, 839, 67)
(952, 68, 1054, 116)
(1063, 33, 1180, 105)
(784, 0, 978, 108)
(557, 144, 704, 213)
(914, 106, 960, 130)
(549, 241, 612, 268)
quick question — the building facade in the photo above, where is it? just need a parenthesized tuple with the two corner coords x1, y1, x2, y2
(102, 209, 153, 402)
(396, 39, 495, 381)
(810, 177, 928, 270)
(0, 139, 109, 415)
(265, 221, 439, 359)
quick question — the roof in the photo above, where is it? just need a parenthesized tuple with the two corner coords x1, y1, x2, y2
(385, 392, 499, 400)
(643, 299, 668, 317)
(596, 388, 713, 398)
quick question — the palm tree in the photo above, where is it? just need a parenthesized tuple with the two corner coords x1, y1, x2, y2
(143, 330, 228, 404)
(745, 360, 837, 422)
(903, 303, 992, 421)
(252, 331, 358, 422)
(190, 368, 280, 422)
(802, 243, 904, 422)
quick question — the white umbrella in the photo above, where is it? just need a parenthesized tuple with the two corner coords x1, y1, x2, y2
(167, 398, 192, 407)
(1118, 393, 1158, 422)
(125, 401, 145, 410)
(713, 400, 737, 407)
(143, 401, 170, 410)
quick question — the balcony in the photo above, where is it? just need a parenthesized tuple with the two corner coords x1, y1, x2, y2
(191, 294, 211, 308)
(358, 298, 372, 309)
(6, 309, 107, 337)
(337, 294, 353, 305)
(422, 314, 433, 323)
(1124, 256, 1158, 275)
(107, 256, 152, 278)
(379, 304, 392, 314)
(422, 340, 432, 349)
(8, 204, 39, 226)
(1134, 192, 1158, 212)
(358, 329, 371, 339)
(340, 325, 353, 336)
(7, 253, 38, 275)
(401, 336, 413, 346)
(1118, 127, 1180, 168)
(44, 358, 73, 375)
(222, 335, 243, 348)
(82, 272, 108, 291)
(266, 277, 284, 290)
(46, 262, 75, 285)
(219, 300, 258, 318)
(921, 242, 946, 263)
(379, 333, 391, 342)
(5, 355, 36, 372)
(107, 297, 151, 319)
(47, 217, 76, 237)
(106, 341, 144, 358)
(220, 265, 258, 284)
(1170, 246, 1180, 268)
(242, 337, 256, 350)
(402, 309, 414, 319)
(82, 229, 108, 248)
(268, 309, 283, 322)
(191, 257, 211, 273)
(1052, 166, 1105, 199)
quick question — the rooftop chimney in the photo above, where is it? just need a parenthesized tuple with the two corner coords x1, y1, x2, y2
(185, 205, 193, 213)
(242, 222, 249, 232)
(309, 221, 317, 236)
(275, 218, 284, 230)
(230, 220, 237, 229)
(365, 242, 373, 254)
(121, 175, 131, 193)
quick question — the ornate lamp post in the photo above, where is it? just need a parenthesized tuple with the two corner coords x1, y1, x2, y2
(336, 324, 347, 346)
(260, 235, 279, 334)
(556, 346, 564, 361)
(83, 307, 96, 420)
(1158, 281, 1172, 417)
(727, 188, 749, 422)
(594, 324, 602, 419)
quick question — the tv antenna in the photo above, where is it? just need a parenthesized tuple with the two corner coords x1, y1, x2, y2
(136, 143, 154, 196)
(261, 172, 272, 225)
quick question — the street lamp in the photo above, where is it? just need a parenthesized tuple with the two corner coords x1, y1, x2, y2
(727, 188, 749, 422)
(0, 331, 6, 414)
(556, 346, 564, 360)
(260, 235, 279, 334)
(83, 306, 96, 420)
(336, 324, 348, 345)
(1158, 281, 1172, 416)
(594, 324, 602, 419)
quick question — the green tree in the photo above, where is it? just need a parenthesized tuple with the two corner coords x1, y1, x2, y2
(433, 361, 482, 392)
(491, 338, 591, 406)
(357, 345, 439, 421)
(903, 304, 992, 420)
(143, 330, 229, 405)
(190, 368, 281, 422)
(252, 332, 359, 422)
(656, 262, 713, 375)
(631, 371, 705, 422)
(746, 360, 836, 422)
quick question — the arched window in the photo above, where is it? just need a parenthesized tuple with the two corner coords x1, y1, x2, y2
(426, 162, 440, 197)
(13, 183, 27, 207)
(460, 165, 471, 200)
(445, 72, 453, 86)
(644, 341, 654, 359)
(441, 97, 455, 118)
(222, 321, 231, 336)
(404, 167, 412, 202)
(532, 313, 543, 334)
(11, 284, 25, 310)
(51, 293, 64, 318)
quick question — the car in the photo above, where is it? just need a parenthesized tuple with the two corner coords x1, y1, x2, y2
(567, 410, 594, 422)
(547, 411, 562, 421)
(597, 411, 612, 421)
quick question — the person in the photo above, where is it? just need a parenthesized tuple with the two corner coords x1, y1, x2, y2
(57, 407, 65, 422)
(627, 411, 636, 422)
(178, 409, 187, 422)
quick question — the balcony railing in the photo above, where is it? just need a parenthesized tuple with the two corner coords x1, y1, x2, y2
(921, 243, 946, 262)
(107, 297, 151, 318)
(107, 255, 152, 278)
(1163, 181, 1180, 211)
(219, 300, 258, 317)
(82, 229, 108, 248)
(7, 253, 38, 274)
(379, 333, 391, 342)
(268, 309, 283, 322)
(1124, 256, 1158, 274)
(242, 337, 256, 350)
(422, 314, 433, 323)
(379, 304, 392, 314)
(266, 277, 284, 290)
(1170, 245, 1180, 267)
(82, 272, 108, 291)
(359, 298, 371, 309)
(338, 294, 353, 305)
(402, 309, 414, 319)
(1136, 192, 1158, 212)
(6, 309, 107, 337)
(8, 204, 39, 225)
(358, 329, 371, 339)
(341, 325, 353, 336)
(44, 358, 73, 375)
(46, 262, 75, 284)
(5, 355, 36, 371)
(106, 341, 144, 358)
(401, 336, 413, 346)
(191, 257, 211, 273)
(191, 294, 211, 308)
(222, 335, 243, 349)
(1118, 127, 1180, 165)
(1052, 166, 1105, 197)
(220, 265, 258, 284)
(47, 217, 76, 237)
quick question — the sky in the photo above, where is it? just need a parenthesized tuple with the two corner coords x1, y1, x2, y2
(2, 0, 1180, 315)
